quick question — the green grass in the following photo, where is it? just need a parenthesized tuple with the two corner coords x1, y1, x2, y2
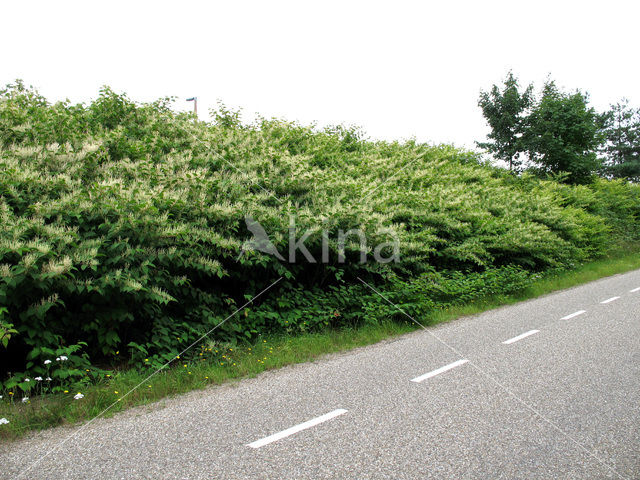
(2, 244, 640, 442)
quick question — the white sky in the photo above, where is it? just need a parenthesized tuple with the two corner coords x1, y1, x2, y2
(2, 0, 639, 150)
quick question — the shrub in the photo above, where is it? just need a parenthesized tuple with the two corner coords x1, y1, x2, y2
(0, 82, 638, 392)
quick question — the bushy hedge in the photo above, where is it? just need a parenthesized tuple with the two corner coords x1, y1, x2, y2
(1, 81, 639, 387)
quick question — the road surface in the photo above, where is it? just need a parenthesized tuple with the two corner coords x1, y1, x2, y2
(2, 270, 640, 479)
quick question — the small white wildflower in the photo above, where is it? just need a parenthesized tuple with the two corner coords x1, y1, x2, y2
(74, 393, 84, 400)
(0, 418, 9, 425)
(59, 356, 68, 361)
(46, 377, 52, 381)
(44, 359, 52, 365)
(34, 377, 43, 381)
(22, 397, 29, 403)
(24, 378, 30, 382)
(56, 357, 60, 361)
(0, 395, 3, 399)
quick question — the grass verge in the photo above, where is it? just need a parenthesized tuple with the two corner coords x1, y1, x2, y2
(2, 244, 640, 442)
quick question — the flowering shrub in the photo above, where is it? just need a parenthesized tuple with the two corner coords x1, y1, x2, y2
(0, 81, 639, 391)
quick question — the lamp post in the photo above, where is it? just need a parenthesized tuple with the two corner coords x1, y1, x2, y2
(186, 97, 197, 117)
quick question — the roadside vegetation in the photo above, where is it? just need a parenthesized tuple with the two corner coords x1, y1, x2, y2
(2, 243, 639, 440)
(1, 78, 639, 438)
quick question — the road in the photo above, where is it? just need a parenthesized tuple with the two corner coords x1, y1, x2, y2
(2, 270, 640, 479)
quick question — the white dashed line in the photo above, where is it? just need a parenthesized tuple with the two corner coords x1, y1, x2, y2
(600, 296, 620, 304)
(410, 359, 468, 383)
(502, 330, 540, 345)
(630, 287, 640, 293)
(561, 310, 586, 320)
(247, 409, 347, 448)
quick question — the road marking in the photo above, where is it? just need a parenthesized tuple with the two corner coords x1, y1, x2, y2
(600, 296, 620, 304)
(410, 359, 468, 383)
(502, 329, 540, 345)
(630, 287, 640, 293)
(247, 409, 347, 448)
(561, 310, 586, 320)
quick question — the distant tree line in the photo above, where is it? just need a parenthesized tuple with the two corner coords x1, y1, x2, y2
(478, 72, 640, 184)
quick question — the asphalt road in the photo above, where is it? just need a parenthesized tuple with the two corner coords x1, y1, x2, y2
(2, 270, 640, 479)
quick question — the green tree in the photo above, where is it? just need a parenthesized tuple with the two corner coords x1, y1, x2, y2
(523, 81, 604, 184)
(477, 71, 534, 172)
(601, 99, 640, 181)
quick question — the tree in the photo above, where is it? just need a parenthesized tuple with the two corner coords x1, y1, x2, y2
(601, 99, 640, 181)
(522, 81, 604, 184)
(477, 71, 533, 172)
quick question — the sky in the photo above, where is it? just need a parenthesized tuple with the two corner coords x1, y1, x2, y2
(2, 0, 640, 150)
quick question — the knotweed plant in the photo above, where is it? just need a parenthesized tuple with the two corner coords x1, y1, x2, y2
(0, 81, 639, 404)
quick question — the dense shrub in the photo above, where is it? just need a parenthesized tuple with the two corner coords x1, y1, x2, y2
(1, 82, 639, 389)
